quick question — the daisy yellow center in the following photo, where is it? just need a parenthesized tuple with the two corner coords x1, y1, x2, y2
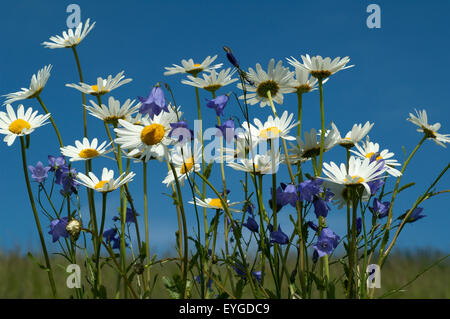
(180, 157, 194, 174)
(209, 198, 223, 208)
(9, 119, 31, 134)
(365, 152, 382, 161)
(95, 180, 108, 189)
(256, 80, 280, 99)
(260, 126, 281, 139)
(79, 148, 100, 158)
(140, 123, 165, 145)
(193, 63, 201, 67)
(345, 175, 365, 183)
(91, 85, 99, 92)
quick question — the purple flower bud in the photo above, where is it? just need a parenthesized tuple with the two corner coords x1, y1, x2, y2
(298, 179, 323, 202)
(243, 216, 258, 233)
(371, 198, 390, 219)
(270, 225, 289, 245)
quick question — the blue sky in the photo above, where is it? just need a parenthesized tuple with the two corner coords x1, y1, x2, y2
(0, 0, 448, 256)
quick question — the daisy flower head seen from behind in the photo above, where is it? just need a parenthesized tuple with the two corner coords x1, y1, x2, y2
(42, 18, 95, 49)
(350, 137, 402, 177)
(181, 68, 238, 93)
(114, 105, 180, 162)
(77, 167, 135, 193)
(237, 59, 296, 108)
(60, 137, 112, 162)
(86, 96, 140, 124)
(286, 54, 354, 80)
(3, 65, 52, 105)
(290, 65, 328, 94)
(227, 151, 281, 175)
(0, 104, 51, 146)
(321, 156, 387, 197)
(66, 71, 132, 96)
(164, 55, 222, 77)
(289, 127, 338, 162)
(162, 141, 202, 187)
(331, 121, 374, 149)
(407, 109, 450, 147)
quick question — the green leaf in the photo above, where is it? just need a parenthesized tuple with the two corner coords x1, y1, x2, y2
(27, 252, 49, 271)
(204, 160, 214, 179)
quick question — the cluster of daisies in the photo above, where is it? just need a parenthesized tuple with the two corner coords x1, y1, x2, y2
(0, 17, 449, 259)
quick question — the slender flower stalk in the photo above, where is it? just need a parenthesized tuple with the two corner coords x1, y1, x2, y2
(143, 161, 150, 286)
(317, 79, 325, 175)
(35, 95, 63, 147)
(94, 192, 108, 297)
(71, 46, 88, 138)
(20, 136, 57, 297)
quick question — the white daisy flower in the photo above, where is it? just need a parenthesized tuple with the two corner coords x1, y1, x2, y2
(0, 104, 51, 146)
(223, 130, 259, 162)
(290, 66, 328, 94)
(331, 121, 374, 148)
(76, 167, 135, 193)
(242, 111, 298, 142)
(60, 137, 112, 162)
(321, 156, 387, 196)
(3, 65, 52, 105)
(350, 138, 402, 177)
(86, 96, 140, 124)
(407, 109, 450, 147)
(237, 59, 296, 108)
(42, 18, 95, 49)
(125, 112, 149, 125)
(66, 71, 132, 96)
(164, 55, 222, 76)
(114, 106, 180, 162)
(324, 182, 370, 209)
(287, 54, 354, 79)
(163, 141, 202, 187)
(289, 127, 338, 162)
(188, 197, 242, 212)
(181, 68, 238, 93)
(227, 152, 281, 175)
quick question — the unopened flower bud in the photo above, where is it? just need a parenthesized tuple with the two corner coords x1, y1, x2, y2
(66, 219, 82, 241)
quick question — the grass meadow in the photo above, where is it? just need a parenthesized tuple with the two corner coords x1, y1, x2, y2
(0, 249, 447, 299)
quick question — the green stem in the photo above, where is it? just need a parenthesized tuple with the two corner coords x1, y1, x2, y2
(143, 161, 151, 287)
(36, 95, 63, 148)
(94, 192, 108, 297)
(20, 136, 57, 298)
(71, 46, 88, 138)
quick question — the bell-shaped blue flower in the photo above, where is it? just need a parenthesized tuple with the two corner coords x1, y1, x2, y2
(138, 86, 168, 119)
(206, 95, 229, 117)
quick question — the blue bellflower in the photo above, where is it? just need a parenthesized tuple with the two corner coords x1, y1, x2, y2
(269, 225, 289, 245)
(243, 216, 258, 233)
(206, 95, 229, 117)
(60, 167, 78, 196)
(138, 86, 168, 119)
(48, 155, 67, 185)
(398, 207, 426, 223)
(168, 121, 193, 143)
(313, 228, 340, 258)
(103, 227, 124, 249)
(371, 198, 390, 219)
(28, 161, 51, 183)
(277, 183, 298, 208)
(216, 119, 236, 143)
(298, 179, 323, 202)
(113, 208, 139, 224)
(48, 217, 69, 242)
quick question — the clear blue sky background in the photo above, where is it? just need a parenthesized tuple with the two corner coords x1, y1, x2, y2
(0, 0, 448, 256)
